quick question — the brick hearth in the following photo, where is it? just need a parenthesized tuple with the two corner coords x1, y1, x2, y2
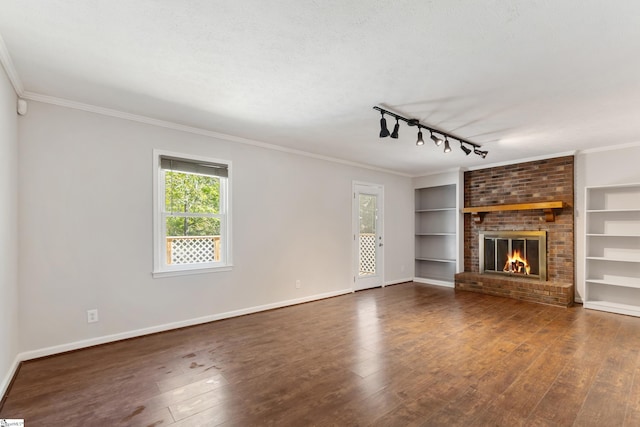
(455, 272, 573, 307)
(456, 156, 575, 306)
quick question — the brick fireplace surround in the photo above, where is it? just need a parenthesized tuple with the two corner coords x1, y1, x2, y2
(455, 156, 575, 307)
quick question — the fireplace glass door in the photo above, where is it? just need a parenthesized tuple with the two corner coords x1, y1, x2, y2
(480, 231, 546, 280)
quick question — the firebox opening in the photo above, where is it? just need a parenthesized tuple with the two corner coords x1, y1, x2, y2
(479, 231, 547, 281)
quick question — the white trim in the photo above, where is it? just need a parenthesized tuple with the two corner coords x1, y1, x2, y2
(0, 354, 21, 400)
(385, 278, 414, 286)
(413, 277, 455, 288)
(465, 151, 577, 171)
(0, 33, 24, 96)
(578, 140, 640, 155)
(21, 92, 411, 178)
(584, 182, 640, 190)
(17, 288, 353, 362)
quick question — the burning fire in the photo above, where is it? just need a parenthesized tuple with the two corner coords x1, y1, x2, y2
(503, 250, 531, 275)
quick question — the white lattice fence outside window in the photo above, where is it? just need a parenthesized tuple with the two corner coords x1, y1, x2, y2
(359, 233, 376, 275)
(167, 236, 220, 264)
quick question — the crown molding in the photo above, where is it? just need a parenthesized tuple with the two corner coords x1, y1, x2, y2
(0, 32, 24, 96)
(578, 140, 640, 155)
(465, 151, 577, 171)
(21, 91, 412, 178)
(411, 167, 462, 179)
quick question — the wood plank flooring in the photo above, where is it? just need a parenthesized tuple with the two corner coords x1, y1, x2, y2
(2, 282, 640, 426)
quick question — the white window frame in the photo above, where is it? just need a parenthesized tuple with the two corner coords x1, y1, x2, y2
(152, 149, 232, 277)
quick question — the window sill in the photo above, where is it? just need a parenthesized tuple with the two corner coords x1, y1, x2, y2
(152, 265, 233, 279)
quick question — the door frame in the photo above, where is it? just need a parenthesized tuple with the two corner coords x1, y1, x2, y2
(352, 181, 384, 291)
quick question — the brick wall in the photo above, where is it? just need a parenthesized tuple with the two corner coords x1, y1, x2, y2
(463, 156, 574, 285)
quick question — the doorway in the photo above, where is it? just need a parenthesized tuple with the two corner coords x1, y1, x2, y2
(353, 182, 384, 291)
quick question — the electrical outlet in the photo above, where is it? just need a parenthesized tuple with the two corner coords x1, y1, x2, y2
(295, 280, 301, 289)
(87, 309, 99, 323)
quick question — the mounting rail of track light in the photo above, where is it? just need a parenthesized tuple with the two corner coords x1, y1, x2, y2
(374, 106, 488, 158)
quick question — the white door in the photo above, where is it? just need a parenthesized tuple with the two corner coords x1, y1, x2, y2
(353, 183, 384, 291)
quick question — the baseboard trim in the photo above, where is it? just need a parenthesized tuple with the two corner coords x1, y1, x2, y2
(413, 277, 455, 288)
(0, 354, 22, 409)
(384, 277, 414, 287)
(17, 288, 353, 362)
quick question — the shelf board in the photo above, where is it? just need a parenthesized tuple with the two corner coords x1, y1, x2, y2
(584, 300, 640, 317)
(586, 278, 640, 289)
(586, 256, 640, 263)
(586, 209, 640, 213)
(463, 201, 566, 223)
(415, 207, 456, 212)
(415, 257, 456, 263)
(415, 232, 456, 236)
(587, 234, 640, 237)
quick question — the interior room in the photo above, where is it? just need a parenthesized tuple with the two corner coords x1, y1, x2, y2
(2, 1, 640, 425)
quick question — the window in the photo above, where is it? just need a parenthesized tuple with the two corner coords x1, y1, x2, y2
(153, 150, 231, 276)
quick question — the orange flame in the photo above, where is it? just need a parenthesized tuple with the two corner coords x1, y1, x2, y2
(503, 250, 531, 275)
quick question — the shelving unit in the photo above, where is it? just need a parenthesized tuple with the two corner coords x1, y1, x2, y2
(584, 183, 640, 317)
(415, 184, 458, 287)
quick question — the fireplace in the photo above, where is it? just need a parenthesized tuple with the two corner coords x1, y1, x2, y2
(479, 231, 547, 281)
(455, 156, 574, 307)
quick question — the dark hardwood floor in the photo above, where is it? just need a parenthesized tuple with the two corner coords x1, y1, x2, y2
(2, 282, 640, 426)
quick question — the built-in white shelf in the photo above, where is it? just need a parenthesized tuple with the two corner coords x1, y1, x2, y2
(584, 183, 640, 317)
(415, 184, 458, 288)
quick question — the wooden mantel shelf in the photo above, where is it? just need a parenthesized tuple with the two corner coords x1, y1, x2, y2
(463, 201, 566, 223)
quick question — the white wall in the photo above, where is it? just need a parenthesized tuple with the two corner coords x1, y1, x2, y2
(0, 65, 19, 394)
(575, 144, 640, 301)
(17, 101, 414, 355)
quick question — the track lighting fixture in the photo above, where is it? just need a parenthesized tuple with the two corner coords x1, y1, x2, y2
(430, 131, 443, 146)
(373, 106, 488, 159)
(390, 118, 400, 139)
(379, 112, 390, 138)
(443, 137, 452, 153)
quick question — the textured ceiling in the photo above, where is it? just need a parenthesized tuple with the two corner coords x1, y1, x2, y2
(2, 0, 640, 175)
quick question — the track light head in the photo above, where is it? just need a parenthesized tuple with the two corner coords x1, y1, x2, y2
(390, 119, 400, 139)
(474, 148, 488, 158)
(430, 131, 443, 146)
(444, 137, 451, 153)
(416, 129, 424, 146)
(460, 143, 472, 155)
(379, 112, 390, 138)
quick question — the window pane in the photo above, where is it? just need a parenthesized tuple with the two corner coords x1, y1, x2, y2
(359, 194, 377, 276)
(166, 217, 222, 264)
(359, 194, 376, 234)
(165, 171, 220, 214)
(166, 216, 220, 237)
(484, 238, 496, 271)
